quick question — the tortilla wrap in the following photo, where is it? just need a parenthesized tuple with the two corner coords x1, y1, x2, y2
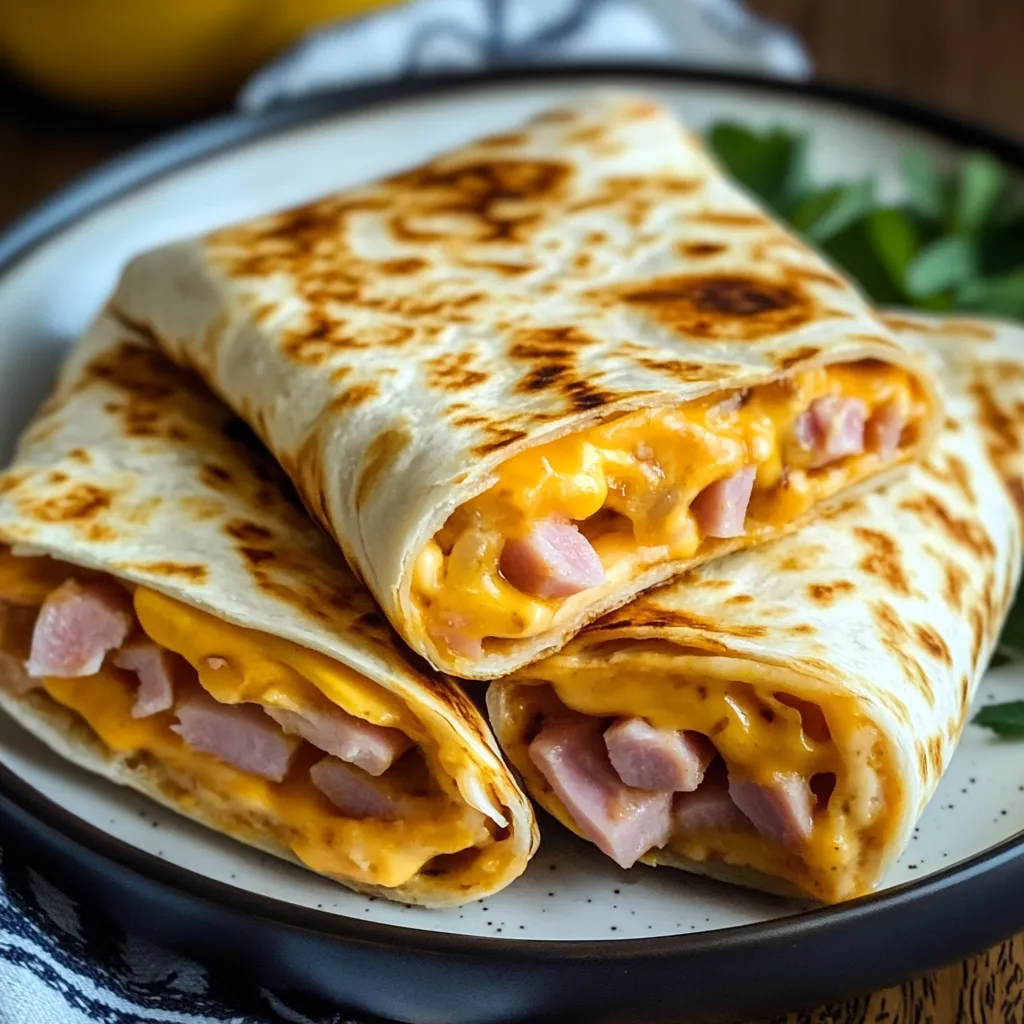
(488, 313, 1022, 903)
(108, 93, 941, 679)
(0, 311, 537, 907)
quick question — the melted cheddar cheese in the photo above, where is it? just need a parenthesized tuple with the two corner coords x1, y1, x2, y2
(413, 361, 927, 653)
(42, 670, 486, 888)
(0, 553, 494, 891)
(134, 589, 417, 738)
(0, 550, 90, 604)
(507, 650, 901, 902)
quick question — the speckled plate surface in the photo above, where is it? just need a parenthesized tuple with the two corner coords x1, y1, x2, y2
(2, 67, 1024, 1023)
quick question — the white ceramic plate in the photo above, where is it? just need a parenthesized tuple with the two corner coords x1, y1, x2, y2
(2, 68, 1023, 1023)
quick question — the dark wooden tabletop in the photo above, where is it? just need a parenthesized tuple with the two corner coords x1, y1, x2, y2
(751, 0, 1024, 142)
(1, 4, 1022, 1022)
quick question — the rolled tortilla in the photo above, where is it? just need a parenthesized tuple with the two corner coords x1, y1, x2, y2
(109, 93, 941, 679)
(0, 311, 537, 907)
(488, 313, 1023, 903)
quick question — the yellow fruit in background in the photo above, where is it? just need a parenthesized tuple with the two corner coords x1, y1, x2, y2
(0, 0, 402, 114)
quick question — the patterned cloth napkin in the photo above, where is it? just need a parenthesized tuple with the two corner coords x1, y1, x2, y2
(239, 0, 808, 111)
(0, 1, 809, 1021)
(0, 843, 356, 1024)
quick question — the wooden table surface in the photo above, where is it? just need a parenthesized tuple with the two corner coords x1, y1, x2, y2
(1, 3, 1022, 1022)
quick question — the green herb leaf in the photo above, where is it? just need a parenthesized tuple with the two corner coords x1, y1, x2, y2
(905, 235, 978, 297)
(979, 213, 1024, 276)
(974, 212, 1024, 276)
(707, 123, 805, 214)
(788, 186, 841, 233)
(822, 220, 905, 305)
(707, 123, 761, 171)
(955, 152, 1008, 234)
(974, 701, 1024, 739)
(901, 148, 948, 223)
(866, 208, 919, 293)
(705, 121, 1024, 321)
(990, 648, 1014, 669)
(997, 590, 1024, 651)
(774, 131, 810, 215)
(958, 270, 1024, 318)
(913, 292, 958, 312)
(791, 180, 876, 243)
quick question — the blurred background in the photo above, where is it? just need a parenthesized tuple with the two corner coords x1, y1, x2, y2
(0, 0, 1021, 229)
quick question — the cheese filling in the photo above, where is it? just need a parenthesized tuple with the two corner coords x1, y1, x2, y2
(413, 361, 928, 657)
(502, 648, 901, 902)
(0, 552, 497, 892)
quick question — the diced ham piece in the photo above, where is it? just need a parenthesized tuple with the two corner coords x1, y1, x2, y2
(112, 641, 178, 719)
(528, 714, 672, 869)
(500, 521, 607, 599)
(266, 704, 411, 776)
(690, 467, 756, 539)
(172, 692, 298, 782)
(0, 650, 36, 695)
(865, 398, 906, 458)
(794, 396, 867, 468)
(26, 580, 132, 679)
(604, 719, 715, 792)
(673, 781, 755, 834)
(728, 771, 814, 848)
(429, 613, 484, 661)
(310, 757, 408, 820)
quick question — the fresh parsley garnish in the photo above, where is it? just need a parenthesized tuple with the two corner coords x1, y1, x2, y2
(974, 701, 1024, 739)
(706, 122, 1024, 317)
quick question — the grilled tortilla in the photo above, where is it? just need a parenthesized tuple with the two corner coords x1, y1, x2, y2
(109, 94, 941, 679)
(0, 311, 536, 907)
(489, 313, 1023, 903)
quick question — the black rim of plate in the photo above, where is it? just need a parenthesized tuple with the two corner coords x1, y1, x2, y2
(1, 63, 1023, 963)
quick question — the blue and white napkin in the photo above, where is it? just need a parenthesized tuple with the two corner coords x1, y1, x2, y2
(239, 0, 808, 111)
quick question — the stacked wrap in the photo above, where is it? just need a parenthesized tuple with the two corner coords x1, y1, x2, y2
(109, 94, 940, 679)
(0, 312, 537, 906)
(489, 314, 1024, 902)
